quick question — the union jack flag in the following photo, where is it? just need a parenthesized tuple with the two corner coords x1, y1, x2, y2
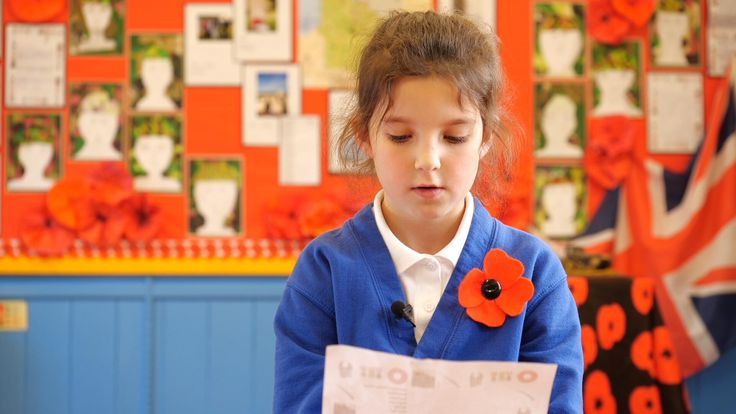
(573, 60, 736, 377)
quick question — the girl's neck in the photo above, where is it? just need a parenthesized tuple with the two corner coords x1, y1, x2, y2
(382, 203, 464, 255)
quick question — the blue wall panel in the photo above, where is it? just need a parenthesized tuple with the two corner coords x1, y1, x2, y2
(0, 277, 286, 414)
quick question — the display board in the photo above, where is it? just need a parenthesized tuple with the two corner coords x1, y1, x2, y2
(0, 0, 728, 274)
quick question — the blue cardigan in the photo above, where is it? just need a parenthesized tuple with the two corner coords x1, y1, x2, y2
(274, 200, 583, 413)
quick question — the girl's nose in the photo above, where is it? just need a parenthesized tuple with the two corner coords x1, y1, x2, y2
(414, 140, 441, 171)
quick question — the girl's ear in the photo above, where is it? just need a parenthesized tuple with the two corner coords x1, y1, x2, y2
(354, 119, 373, 158)
(480, 134, 492, 158)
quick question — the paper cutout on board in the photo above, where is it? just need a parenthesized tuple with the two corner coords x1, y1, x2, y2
(184, 3, 240, 86)
(534, 82, 585, 159)
(437, 0, 496, 28)
(279, 116, 321, 186)
(650, 1, 701, 68)
(130, 34, 183, 112)
(70, 83, 124, 161)
(189, 158, 243, 237)
(707, 0, 736, 76)
(129, 115, 183, 193)
(533, 3, 585, 78)
(242, 64, 301, 146)
(70, 0, 125, 55)
(534, 166, 586, 239)
(5, 113, 62, 192)
(592, 41, 642, 118)
(647, 72, 704, 154)
(5, 24, 66, 108)
(233, 0, 293, 62)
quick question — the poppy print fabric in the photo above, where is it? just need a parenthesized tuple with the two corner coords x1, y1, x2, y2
(568, 276, 689, 414)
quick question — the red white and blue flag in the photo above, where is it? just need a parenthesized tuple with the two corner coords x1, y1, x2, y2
(574, 62, 736, 377)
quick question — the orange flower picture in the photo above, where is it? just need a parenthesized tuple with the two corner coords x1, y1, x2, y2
(458, 249, 534, 328)
(582, 324, 599, 370)
(584, 370, 617, 414)
(653, 326, 683, 384)
(631, 277, 655, 315)
(629, 385, 662, 414)
(596, 302, 626, 350)
(568, 276, 589, 307)
(631, 330, 656, 377)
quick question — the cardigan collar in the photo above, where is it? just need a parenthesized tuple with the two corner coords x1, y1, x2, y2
(347, 197, 499, 358)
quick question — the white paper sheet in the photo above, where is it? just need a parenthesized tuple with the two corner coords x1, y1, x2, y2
(279, 116, 321, 186)
(327, 89, 355, 174)
(708, 0, 736, 76)
(233, 0, 292, 62)
(242, 64, 301, 146)
(322, 344, 557, 414)
(647, 72, 704, 154)
(5, 24, 66, 108)
(184, 3, 241, 86)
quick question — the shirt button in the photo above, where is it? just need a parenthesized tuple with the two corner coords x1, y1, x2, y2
(425, 260, 438, 271)
(423, 302, 435, 312)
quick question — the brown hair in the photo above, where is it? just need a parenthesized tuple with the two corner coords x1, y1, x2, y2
(336, 10, 518, 201)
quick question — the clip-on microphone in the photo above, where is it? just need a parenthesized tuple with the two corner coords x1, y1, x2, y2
(391, 301, 416, 327)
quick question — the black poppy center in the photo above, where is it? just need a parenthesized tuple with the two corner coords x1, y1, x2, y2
(481, 279, 502, 300)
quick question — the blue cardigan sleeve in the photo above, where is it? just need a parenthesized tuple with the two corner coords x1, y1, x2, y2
(520, 255, 584, 413)
(273, 245, 337, 413)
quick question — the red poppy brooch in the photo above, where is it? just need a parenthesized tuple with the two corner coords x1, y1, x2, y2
(458, 249, 534, 327)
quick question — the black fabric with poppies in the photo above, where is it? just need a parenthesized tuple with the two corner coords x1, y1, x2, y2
(569, 275, 689, 414)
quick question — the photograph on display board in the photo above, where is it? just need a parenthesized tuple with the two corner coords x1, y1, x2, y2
(533, 2, 585, 78)
(129, 34, 184, 112)
(591, 40, 643, 118)
(534, 82, 586, 159)
(69, 0, 125, 55)
(188, 158, 243, 237)
(297, 0, 432, 88)
(279, 116, 321, 186)
(69, 83, 124, 161)
(233, 0, 292, 62)
(533, 166, 586, 239)
(650, 0, 701, 68)
(242, 64, 301, 146)
(184, 3, 240, 86)
(129, 115, 183, 193)
(5, 113, 63, 193)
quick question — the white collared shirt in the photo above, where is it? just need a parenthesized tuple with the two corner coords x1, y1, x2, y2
(372, 190, 474, 342)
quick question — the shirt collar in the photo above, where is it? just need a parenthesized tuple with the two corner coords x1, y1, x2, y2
(372, 190, 474, 274)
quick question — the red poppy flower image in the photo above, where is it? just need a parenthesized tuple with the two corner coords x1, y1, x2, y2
(629, 385, 662, 414)
(585, 116, 636, 189)
(589, 0, 632, 44)
(653, 326, 683, 384)
(631, 331, 656, 377)
(568, 276, 589, 307)
(122, 194, 163, 242)
(458, 249, 534, 328)
(88, 163, 134, 206)
(584, 370, 617, 414)
(632, 277, 655, 315)
(596, 302, 626, 350)
(47, 177, 96, 230)
(77, 203, 127, 247)
(612, 0, 656, 27)
(582, 324, 598, 370)
(19, 207, 75, 257)
(297, 198, 350, 239)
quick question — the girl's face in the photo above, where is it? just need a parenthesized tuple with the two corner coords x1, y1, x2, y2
(366, 76, 487, 232)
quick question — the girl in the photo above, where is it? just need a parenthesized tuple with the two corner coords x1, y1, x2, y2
(274, 10, 583, 413)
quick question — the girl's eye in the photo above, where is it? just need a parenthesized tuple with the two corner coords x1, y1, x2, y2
(445, 135, 467, 144)
(388, 134, 410, 143)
